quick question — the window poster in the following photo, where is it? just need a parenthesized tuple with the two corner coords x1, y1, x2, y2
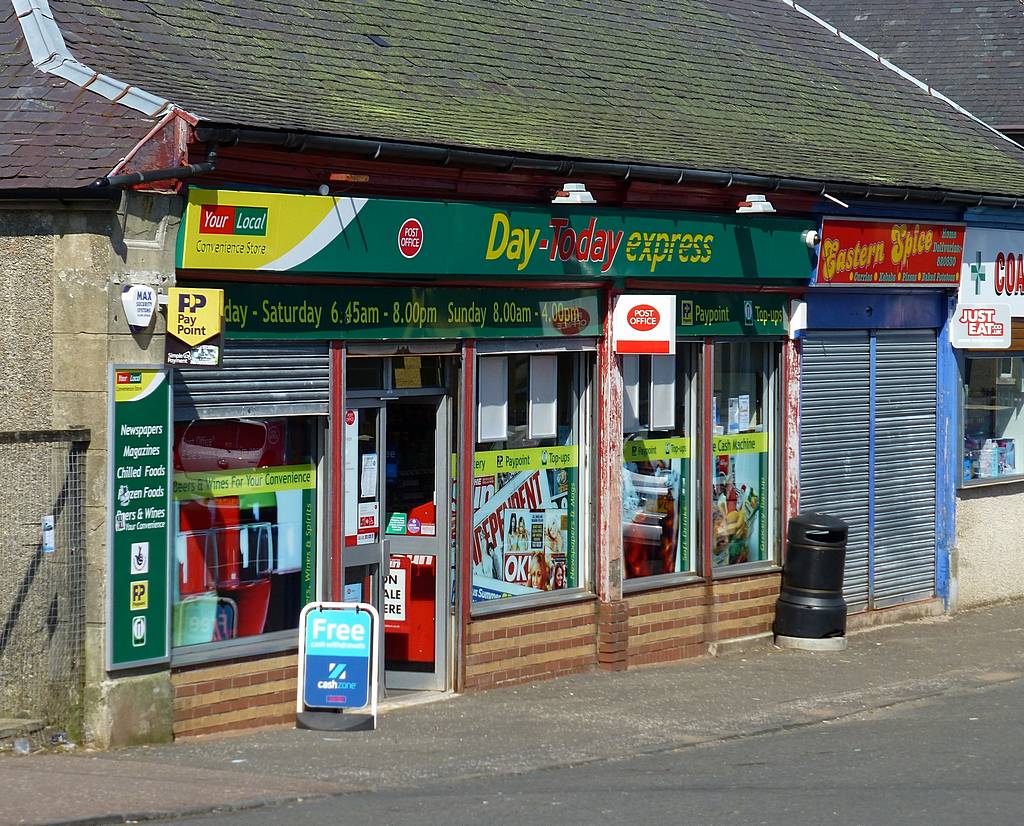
(468, 446, 578, 601)
(710, 433, 768, 566)
(622, 437, 691, 578)
(171, 418, 317, 648)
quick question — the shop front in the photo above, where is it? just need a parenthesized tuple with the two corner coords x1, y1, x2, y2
(158, 187, 819, 734)
(617, 292, 796, 664)
(799, 218, 963, 613)
(952, 218, 1024, 607)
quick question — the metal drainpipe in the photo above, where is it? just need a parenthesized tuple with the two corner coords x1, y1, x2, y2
(94, 147, 218, 188)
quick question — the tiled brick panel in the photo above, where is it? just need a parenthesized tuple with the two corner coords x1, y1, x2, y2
(628, 573, 781, 666)
(171, 652, 297, 738)
(464, 600, 598, 690)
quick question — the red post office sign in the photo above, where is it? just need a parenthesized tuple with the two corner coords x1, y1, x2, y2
(814, 219, 964, 287)
(613, 294, 676, 354)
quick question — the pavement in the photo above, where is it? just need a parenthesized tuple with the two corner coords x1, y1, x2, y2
(4, 600, 1024, 826)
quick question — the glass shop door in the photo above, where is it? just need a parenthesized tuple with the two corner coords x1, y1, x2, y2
(342, 396, 449, 692)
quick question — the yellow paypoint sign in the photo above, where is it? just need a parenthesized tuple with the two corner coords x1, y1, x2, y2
(168, 288, 223, 346)
(166, 288, 224, 367)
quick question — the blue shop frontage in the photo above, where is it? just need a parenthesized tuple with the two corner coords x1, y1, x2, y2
(796, 215, 962, 615)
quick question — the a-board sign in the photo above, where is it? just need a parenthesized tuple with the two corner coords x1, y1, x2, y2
(298, 603, 379, 716)
(107, 366, 171, 670)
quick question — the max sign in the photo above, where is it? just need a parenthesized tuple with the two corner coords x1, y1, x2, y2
(613, 295, 676, 355)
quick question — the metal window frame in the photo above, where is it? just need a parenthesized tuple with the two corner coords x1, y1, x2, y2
(468, 348, 596, 616)
(708, 338, 784, 578)
(621, 341, 702, 587)
(168, 416, 328, 665)
(959, 351, 1024, 488)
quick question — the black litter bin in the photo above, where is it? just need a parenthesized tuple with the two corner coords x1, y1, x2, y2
(773, 512, 849, 639)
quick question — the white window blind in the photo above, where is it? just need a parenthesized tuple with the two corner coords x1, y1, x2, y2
(528, 354, 558, 439)
(623, 355, 641, 433)
(649, 355, 676, 431)
(478, 356, 509, 442)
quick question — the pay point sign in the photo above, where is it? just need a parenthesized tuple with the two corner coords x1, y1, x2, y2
(613, 294, 676, 355)
(297, 603, 380, 723)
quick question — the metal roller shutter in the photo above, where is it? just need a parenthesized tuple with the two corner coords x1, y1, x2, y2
(873, 331, 936, 607)
(173, 341, 331, 420)
(799, 333, 871, 612)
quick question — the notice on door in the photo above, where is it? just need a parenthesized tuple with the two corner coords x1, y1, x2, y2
(383, 565, 407, 622)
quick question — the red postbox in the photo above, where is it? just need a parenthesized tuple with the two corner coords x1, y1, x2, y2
(383, 553, 436, 665)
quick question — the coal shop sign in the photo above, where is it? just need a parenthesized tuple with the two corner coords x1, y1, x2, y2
(958, 226, 1024, 316)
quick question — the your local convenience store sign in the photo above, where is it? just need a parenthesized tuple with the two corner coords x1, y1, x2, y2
(177, 188, 815, 281)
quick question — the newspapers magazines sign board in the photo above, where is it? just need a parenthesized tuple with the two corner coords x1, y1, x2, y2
(107, 367, 171, 670)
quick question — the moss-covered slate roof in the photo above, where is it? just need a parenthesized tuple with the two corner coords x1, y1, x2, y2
(41, 0, 1024, 197)
(800, 0, 1024, 132)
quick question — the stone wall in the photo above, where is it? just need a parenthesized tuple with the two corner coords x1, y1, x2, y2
(0, 192, 181, 747)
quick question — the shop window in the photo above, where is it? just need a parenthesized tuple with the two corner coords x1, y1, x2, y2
(710, 342, 776, 569)
(171, 417, 318, 650)
(472, 352, 589, 604)
(963, 355, 1024, 482)
(392, 355, 444, 389)
(347, 358, 385, 391)
(622, 351, 695, 580)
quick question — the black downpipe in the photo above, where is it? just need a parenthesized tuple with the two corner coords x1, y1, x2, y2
(95, 147, 218, 188)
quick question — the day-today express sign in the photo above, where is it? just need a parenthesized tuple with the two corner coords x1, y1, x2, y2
(210, 283, 602, 340)
(177, 188, 815, 282)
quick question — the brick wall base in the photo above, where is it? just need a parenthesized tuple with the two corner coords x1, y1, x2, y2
(464, 599, 598, 690)
(597, 600, 629, 671)
(628, 573, 781, 666)
(171, 652, 297, 738)
(168, 577, 782, 738)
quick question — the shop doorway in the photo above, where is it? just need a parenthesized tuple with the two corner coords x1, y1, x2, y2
(342, 357, 453, 693)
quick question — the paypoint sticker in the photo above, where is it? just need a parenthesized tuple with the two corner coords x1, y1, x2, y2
(167, 288, 224, 347)
(130, 580, 148, 611)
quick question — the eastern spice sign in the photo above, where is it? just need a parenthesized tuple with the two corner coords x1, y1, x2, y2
(212, 283, 602, 340)
(108, 367, 170, 669)
(814, 219, 964, 286)
(178, 188, 816, 282)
